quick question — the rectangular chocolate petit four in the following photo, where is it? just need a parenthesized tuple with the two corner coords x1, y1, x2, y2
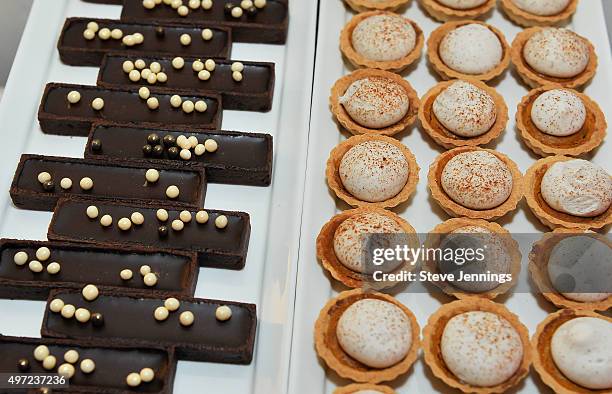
(38, 83, 222, 136)
(48, 198, 250, 270)
(0, 336, 176, 394)
(85, 124, 273, 186)
(42, 290, 257, 364)
(58, 17, 231, 66)
(120, 0, 289, 44)
(98, 54, 275, 111)
(10, 155, 207, 211)
(0, 239, 198, 300)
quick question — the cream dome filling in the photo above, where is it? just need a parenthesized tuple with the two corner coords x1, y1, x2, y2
(439, 24, 503, 75)
(530, 89, 586, 137)
(522, 28, 590, 78)
(351, 14, 416, 62)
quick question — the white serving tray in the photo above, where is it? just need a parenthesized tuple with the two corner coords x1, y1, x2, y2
(287, 1, 612, 393)
(0, 1, 317, 393)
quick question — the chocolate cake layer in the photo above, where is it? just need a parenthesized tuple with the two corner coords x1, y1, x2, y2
(120, 0, 288, 44)
(85, 124, 273, 186)
(0, 239, 197, 301)
(98, 54, 275, 111)
(58, 17, 231, 66)
(38, 83, 222, 136)
(10, 155, 207, 211)
(0, 336, 176, 394)
(48, 198, 250, 270)
(42, 290, 257, 363)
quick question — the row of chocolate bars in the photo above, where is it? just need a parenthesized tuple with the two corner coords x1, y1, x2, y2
(1, 0, 289, 392)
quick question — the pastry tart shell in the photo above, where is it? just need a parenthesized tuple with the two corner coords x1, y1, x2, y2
(344, 0, 411, 12)
(419, 0, 496, 22)
(499, 0, 579, 27)
(334, 383, 396, 394)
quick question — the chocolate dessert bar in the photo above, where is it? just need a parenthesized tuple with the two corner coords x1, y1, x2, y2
(0, 336, 176, 394)
(38, 83, 222, 136)
(0, 239, 198, 300)
(10, 155, 207, 211)
(58, 17, 231, 66)
(48, 198, 250, 270)
(85, 124, 273, 186)
(98, 53, 275, 111)
(120, 0, 288, 44)
(41, 290, 257, 363)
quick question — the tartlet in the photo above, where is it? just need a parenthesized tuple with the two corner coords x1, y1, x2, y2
(420, 0, 496, 22)
(327, 134, 419, 209)
(422, 298, 532, 393)
(343, 0, 411, 12)
(428, 147, 524, 220)
(427, 20, 510, 82)
(419, 79, 508, 149)
(330, 69, 420, 137)
(317, 207, 419, 289)
(500, 0, 579, 27)
(423, 218, 522, 300)
(314, 289, 420, 383)
(334, 383, 395, 394)
(532, 309, 612, 394)
(529, 228, 612, 311)
(340, 11, 424, 72)
(524, 156, 612, 230)
(511, 27, 597, 89)
(516, 86, 606, 157)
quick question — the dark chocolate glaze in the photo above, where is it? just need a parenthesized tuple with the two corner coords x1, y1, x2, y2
(98, 54, 275, 111)
(0, 336, 175, 394)
(120, 0, 288, 44)
(58, 17, 231, 66)
(48, 198, 250, 270)
(0, 239, 197, 301)
(38, 83, 222, 136)
(10, 155, 207, 211)
(85, 124, 273, 186)
(42, 290, 257, 364)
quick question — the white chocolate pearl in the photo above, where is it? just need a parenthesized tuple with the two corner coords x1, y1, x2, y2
(13, 251, 28, 266)
(37, 171, 51, 184)
(176, 135, 189, 149)
(204, 59, 216, 71)
(86, 205, 99, 219)
(198, 70, 211, 81)
(166, 185, 180, 199)
(129, 69, 141, 82)
(179, 210, 192, 222)
(141, 69, 152, 79)
(139, 87, 150, 100)
(58, 363, 75, 379)
(64, 350, 79, 364)
(215, 305, 232, 321)
(75, 308, 91, 323)
(143, 0, 156, 9)
(47, 262, 61, 275)
(178, 5, 189, 16)
(133, 33, 144, 45)
(140, 265, 152, 276)
(134, 59, 146, 69)
(254, 0, 266, 7)
(126, 372, 142, 387)
(232, 71, 243, 82)
(82, 284, 99, 301)
(179, 311, 195, 326)
(215, 215, 228, 229)
(182, 100, 195, 113)
(241, 0, 253, 8)
(91, 98, 104, 111)
(80, 177, 94, 190)
(60, 177, 72, 190)
(50, 298, 65, 313)
(147, 97, 160, 110)
(170, 95, 182, 108)
(180, 149, 192, 160)
(188, 0, 201, 8)
(140, 368, 155, 382)
(67, 90, 81, 104)
(80, 359, 95, 374)
(195, 100, 207, 112)
(194, 144, 206, 156)
(42, 355, 57, 370)
(118, 217, 132, 231)
(172, 57, 185, 69)
(231, 6, 243, 17)
(61, 304, 76, 319)
(100, 214, 112, 227)
(202, 0, 213, 9)
(196, 210, 209, 224)
(36, 247, 51, 261)
(143, 272, 158, 286)
(123, 35, 136, 46)
(201, 28, 213, 40)
(180, 34, 192, 46)
(204, 139, 218, 152)
(156, 209, 169, 221)
(87, 21, 99, 32)
(111, 29, 123, 39)
(154, 306, 169, 321)
(164, 297, 180, 311)
(147, 73, 157, 84)
(171, 0, 181, 7)
(192, 60, 204, 72)
(83, 29, 95, 40)
(98, 28, 111, 40)
(29, 260, 43, 273)
(231, 62, 244, 72)
(187, 135, 199, 148)
(34, 345, 50, 361)
(120, 269, 133, 280)
(171, 219, 184, 231)
(131, 212, 145, 225)
(157, 72, 167, 83)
